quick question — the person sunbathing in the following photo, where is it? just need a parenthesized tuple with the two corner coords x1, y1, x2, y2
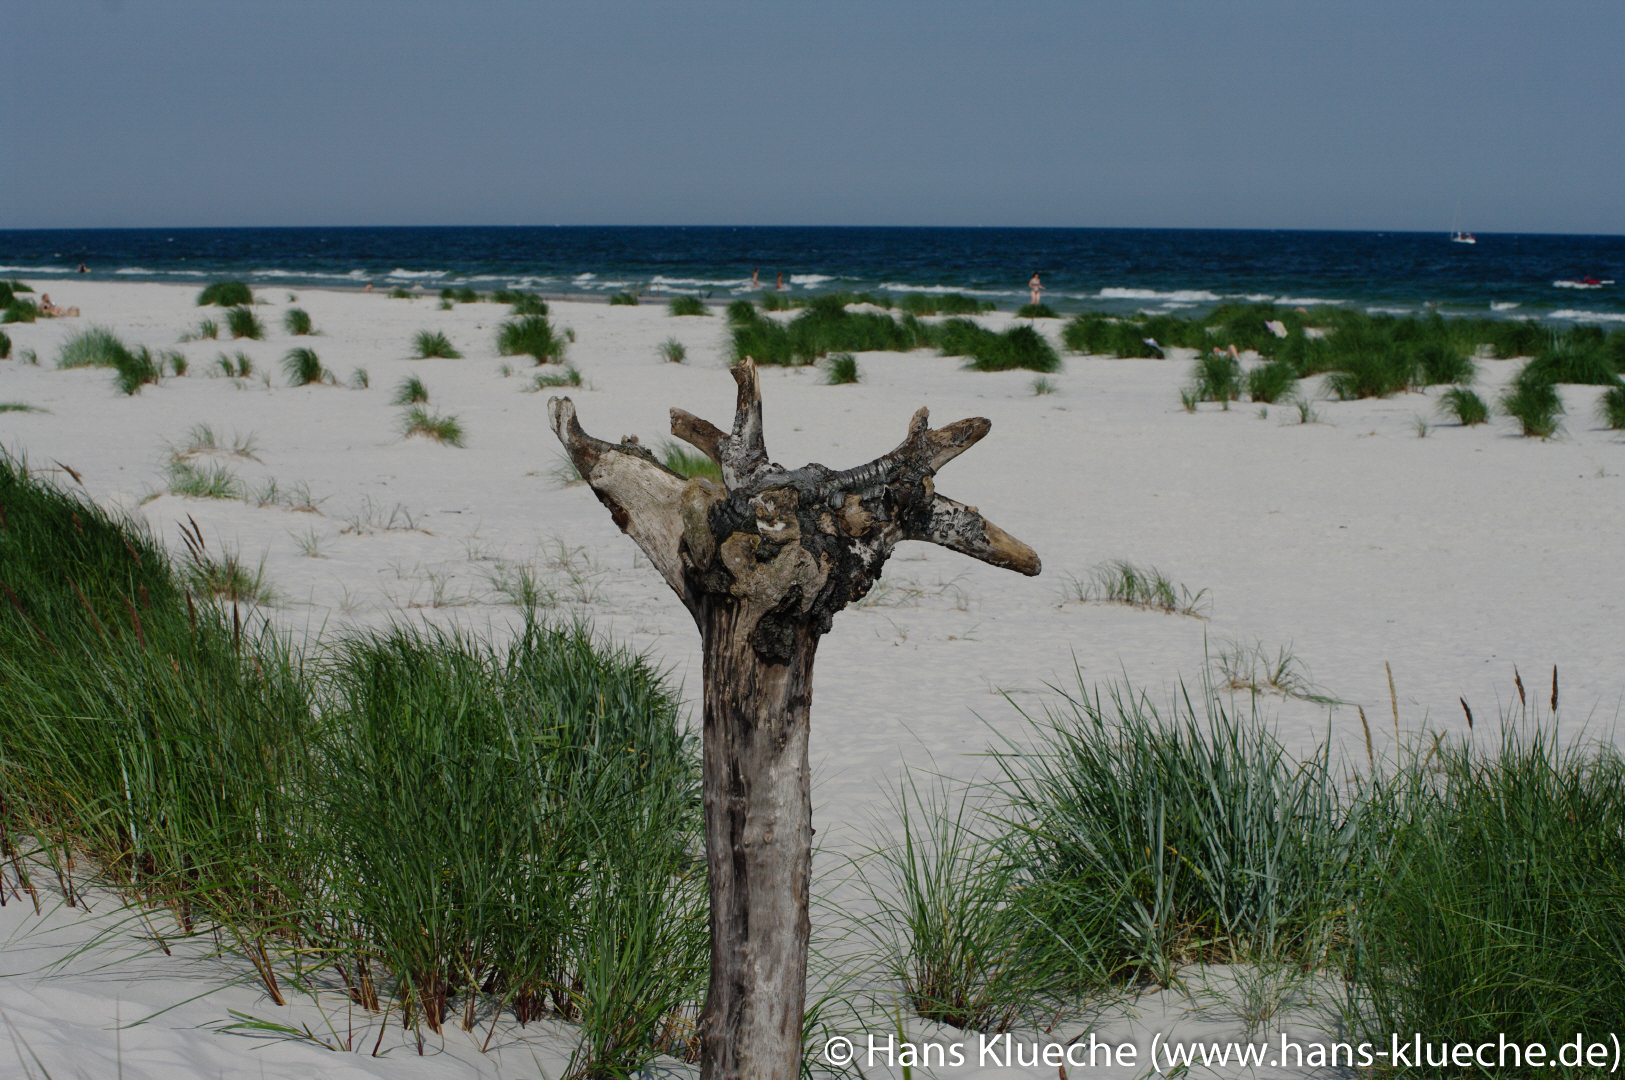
(38, 294, 79, 317)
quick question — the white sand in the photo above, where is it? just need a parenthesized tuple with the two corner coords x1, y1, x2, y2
(2, 281, 1622, 1077)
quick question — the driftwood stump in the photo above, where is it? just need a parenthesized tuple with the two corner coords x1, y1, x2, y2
(549, 359, 1039, 1080)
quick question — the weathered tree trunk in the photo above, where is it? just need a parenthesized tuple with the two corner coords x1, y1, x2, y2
(698, 606, 817, 1078)
(550, 359, 1038, 1080)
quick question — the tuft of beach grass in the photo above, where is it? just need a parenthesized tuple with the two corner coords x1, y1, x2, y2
(391, 375, 430, 405)
(412, 329, 462, 359)
(496, 314, 567, 365)
(282, 308, 313, 335)
(226, 306, 264, 340)
(400, 406, 466, 446)
(198, 281, 253, 307)
(282, 347, 328, 387)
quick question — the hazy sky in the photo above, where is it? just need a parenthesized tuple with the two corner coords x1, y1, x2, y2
(3, 1, 1621, 233)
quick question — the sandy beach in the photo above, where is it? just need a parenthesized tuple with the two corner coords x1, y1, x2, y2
(2, 280, 1623, 1078)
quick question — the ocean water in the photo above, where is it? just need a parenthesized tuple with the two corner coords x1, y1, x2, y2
(2, 226, 1622, 321)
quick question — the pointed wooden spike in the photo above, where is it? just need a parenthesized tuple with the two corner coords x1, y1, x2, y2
(921, 416, 991, 472)
(548, 397, 614, 476)
(909, 493, 1040, 576)
(723, 358, 769, 488)
(670, 408, 728, 464)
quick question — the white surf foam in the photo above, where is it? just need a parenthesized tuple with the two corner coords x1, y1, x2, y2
(0, 265, 71, 274)
(788, 274, 834, 286)
(1098, 287, 1221, 303)
(385, 268, 447, 280)
(651, 275, 753, 289)
(877, 282, 1016, 298)
(1491, 301, 1520, 311)
(1549, 308, 1625, 323)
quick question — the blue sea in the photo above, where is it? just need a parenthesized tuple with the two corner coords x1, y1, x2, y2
(2, 226, 1622, 322)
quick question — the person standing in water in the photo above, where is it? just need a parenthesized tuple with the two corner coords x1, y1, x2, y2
(1028, 272, 1044, 306)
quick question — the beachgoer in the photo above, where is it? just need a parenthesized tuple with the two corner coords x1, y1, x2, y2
(776, 273, 783, 292)
(363, 283, 373, 292)
(1227, 344, 1239, 360)
(40, 294, 60, 316)
(751, 268, 760, 289)
(76, 263, 88, 273)
(1029, 273, 1043, 306)
(1143, 337, 1163, 357)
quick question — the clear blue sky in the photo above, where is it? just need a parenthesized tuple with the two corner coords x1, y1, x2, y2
(2, 0, 1620, 233)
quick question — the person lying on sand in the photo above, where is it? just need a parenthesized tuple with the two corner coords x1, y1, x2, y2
(37, 294, 79, 318)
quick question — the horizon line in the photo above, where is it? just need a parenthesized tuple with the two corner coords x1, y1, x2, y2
(3, 223, 1624, 239)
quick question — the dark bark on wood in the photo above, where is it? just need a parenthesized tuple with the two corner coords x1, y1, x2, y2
(549, 359, 1039, 1080)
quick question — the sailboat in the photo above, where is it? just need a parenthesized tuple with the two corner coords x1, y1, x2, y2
(1450, 201, 1476, 244)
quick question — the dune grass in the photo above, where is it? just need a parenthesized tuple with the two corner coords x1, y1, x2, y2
(113, 345, 163, 396)
(226, 306, 264, 340)
(1524, 334, 1622, 386)
(282, 347, 328, 386)
(0, 455, 704, 1072)
(1600, 385, 1625, 430)
(282, 308, 313, 335)
(1031, 375, 1057, 395)
(0, 330, 10, 359)
(197, 281, 253, 307)
(936, 319, 1061, 373)
(1068, 559, 1209, 616)
(350, 367, 370, 389)
(1015, 302, 1058, 319)
(412, 329, 462, 359)
(56, 326, 129, 369)
(496, 315, 567, 365)
(390, 286, 412, 299)
(494, 290, 548, 315)
(729, 295, 934, 365)
(1189, 351, 1242, 407)
(401, 406, 466, 446)
(657, 440, 721, 482)
(180, 318, 220, 342)
(2, 299, 39, 324)
(1437, 385, 1490, 426)
(658, 337, 687, 363)
(213, 351, 254, 378)
(165, 459, 245, 499)
(1244, 359, 1297, 403)
(993, 673, 1349, 993)
(898, 292, 991, 317)
(609, 291, 639, 306)
(861, 775, 1072, 1032)
(1348, 703, 1625, 1048)
(823, 351, 860, 385)
(0, 402, 43, 413)
(528, 367, 583, 391)
(1501, 365, 1564, 438)
(170, 423, 261, 462)
(667, 295, 708, 317)
(392, 375, 430, 405)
